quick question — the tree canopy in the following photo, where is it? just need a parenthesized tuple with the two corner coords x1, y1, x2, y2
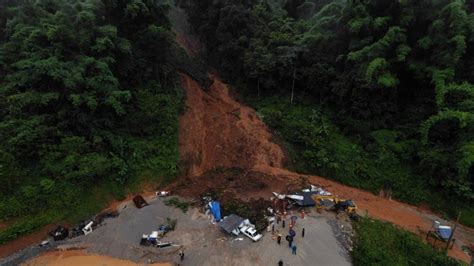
(0, 0, 182, 220)
(182, 0, 474, 208)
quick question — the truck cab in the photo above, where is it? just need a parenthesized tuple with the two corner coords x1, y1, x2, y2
(240, 225, 262, 242)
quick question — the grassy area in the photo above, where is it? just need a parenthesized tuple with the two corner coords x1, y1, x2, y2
(164, 197, 191, 213)
(249, 96, 474, 227)
(0, 212, 60, 244)
(353, 217, 460, 265)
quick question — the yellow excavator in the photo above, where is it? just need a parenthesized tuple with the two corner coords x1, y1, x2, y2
(311, 195, 357, 215)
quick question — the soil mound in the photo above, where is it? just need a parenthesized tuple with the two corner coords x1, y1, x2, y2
(179, 74, 285, 177)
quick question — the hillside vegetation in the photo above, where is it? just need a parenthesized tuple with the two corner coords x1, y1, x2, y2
(0, 0, 183, 242)
(181, 0, 474, 226)
(0, 0, 473, 264)
(352, 217, 459, 266)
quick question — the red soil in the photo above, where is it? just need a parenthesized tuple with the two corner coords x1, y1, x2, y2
(22, 249, 171, 266)
(177, 73, 473, 263)
(179, 74, 285, 177)
(0, 224, 57, 259)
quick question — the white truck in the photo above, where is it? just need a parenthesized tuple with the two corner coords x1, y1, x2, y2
(239, 220, 262, 242)
(82, 221, 94, 235)
(140, 231, 173, 248)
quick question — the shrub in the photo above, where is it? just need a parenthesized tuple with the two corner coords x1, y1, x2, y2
(164, 197, 190, 213)
(352, 217, 460, 266)
(0, 211, 61, 244)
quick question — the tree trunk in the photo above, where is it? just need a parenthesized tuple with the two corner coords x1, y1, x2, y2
(291, 68, 296, 104)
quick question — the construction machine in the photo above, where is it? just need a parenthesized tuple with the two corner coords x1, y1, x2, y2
(334, 198, 357, 215)
(311, 195, 358, 216)
(312, 195, 337, 212)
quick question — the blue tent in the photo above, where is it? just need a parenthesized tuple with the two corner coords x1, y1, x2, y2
(436, 227, 452, 241)
(210, 201, 222, 221)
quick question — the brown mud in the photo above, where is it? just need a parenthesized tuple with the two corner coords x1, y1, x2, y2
(176, 72, 473, 263)
(22, 250, 170, 266)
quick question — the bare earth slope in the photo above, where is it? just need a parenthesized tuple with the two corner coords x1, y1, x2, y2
(179, 74, 285, 177)
(177, 72, 473, 263)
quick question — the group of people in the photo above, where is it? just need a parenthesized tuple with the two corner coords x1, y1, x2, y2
(274, 212, 306, 265)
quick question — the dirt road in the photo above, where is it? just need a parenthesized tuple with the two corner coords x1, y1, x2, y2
(21, 196, 349, 266)
(22, 250, 170, 266)
(177, 72, 474, 263)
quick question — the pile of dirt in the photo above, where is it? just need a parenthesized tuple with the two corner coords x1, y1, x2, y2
(172, 167, 287, 201)
(179, 74, 286, 177)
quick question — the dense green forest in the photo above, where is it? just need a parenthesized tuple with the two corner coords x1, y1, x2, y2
(181, 0, 474, 225)
(0, 0, 472, 263)
(0, 0, 185, 242)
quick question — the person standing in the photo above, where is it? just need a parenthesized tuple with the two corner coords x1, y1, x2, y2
(277, 235, 281, 245)
(302, 228, 305, 238)
(179, 250, 184, 261)
(282, 220, 285, 228)
(292, 245, 297, 255)
(289, 229, 295, 238)
(272, 224, 275, 233)
(286, 235, 293, 247)
(278, 260, 284, 266)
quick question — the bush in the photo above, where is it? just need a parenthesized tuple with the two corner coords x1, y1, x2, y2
(0, 211, 61, 244)
(352, 217, 460, 266)
(459, 208, 474, 228)
(164, 197, 190, 213)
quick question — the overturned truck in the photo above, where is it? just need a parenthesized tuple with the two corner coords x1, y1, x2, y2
(140, 231, 173, 248)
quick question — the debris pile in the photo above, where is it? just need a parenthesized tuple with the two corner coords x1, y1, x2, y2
(49, 226, 68, 241)
(328, 219, 354, 253)
(268, 184, 357, 252)
(140, 230, 174, 248)
(48, 210, 120, 241)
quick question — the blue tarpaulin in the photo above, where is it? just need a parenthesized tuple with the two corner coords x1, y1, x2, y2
(437, 227, 452, 241)
(210, 201, 222, 221)
(294, 192, 318, 206)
